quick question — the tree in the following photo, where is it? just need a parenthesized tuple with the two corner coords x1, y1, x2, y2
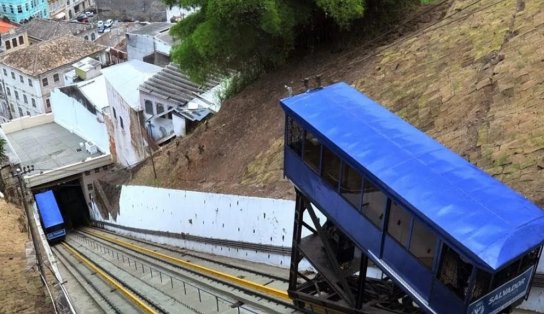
(166, 0, 366, 83)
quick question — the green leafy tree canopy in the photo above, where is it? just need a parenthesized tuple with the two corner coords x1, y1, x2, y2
(166, 0, 365, 83)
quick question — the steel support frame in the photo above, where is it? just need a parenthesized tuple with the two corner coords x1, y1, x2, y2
(288, 189, 369, 313)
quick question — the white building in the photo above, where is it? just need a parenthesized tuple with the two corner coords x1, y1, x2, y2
(50, 74, 109, 154)
(138, 63, 226, 144)
(48, 0, 95, 20)
(0, 35, 107, 119)
(102, 60, 162, 167)
(126, 22, 172, 67)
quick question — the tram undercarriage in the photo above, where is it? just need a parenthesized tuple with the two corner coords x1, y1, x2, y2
(289, 190, 422, 314)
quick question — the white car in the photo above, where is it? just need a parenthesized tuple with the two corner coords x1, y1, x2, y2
(104, 19, 114, 28)
(97, 20, 104, 28)
(85, 11, 94, 17)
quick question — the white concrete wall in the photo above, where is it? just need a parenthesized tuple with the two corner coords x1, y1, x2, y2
(127, 34, 154, 61)
(91, 185, 301, 267)
(50, 88, 109, 153)
(1, 113, 54, 133)
(172, 114, 185, 137)
(105, 80, 145, 167)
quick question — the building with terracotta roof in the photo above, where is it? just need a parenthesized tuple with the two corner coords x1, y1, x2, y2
(0, 34, 106, 119)
(19, 18, 97, 44)
(0, 19, 28, 54)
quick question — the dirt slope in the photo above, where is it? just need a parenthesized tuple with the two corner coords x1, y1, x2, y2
(132, 0, 544, 207)
(0, 199, 53, 313)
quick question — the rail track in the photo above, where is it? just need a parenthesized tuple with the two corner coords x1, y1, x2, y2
(54, 229, 298, 313)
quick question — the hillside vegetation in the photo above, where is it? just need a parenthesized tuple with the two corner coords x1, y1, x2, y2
(132, 0, 544, 207)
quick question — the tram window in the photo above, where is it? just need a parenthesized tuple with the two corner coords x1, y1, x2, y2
(472, 269, 492, 301)
(387, 202, 411, 246)
(492, 259, 522, 289)
(520, 246, 540, 271)
(361, 180, 386, 229)
(322, 146, 341, 189)
(409, 219, 436, 269)
(287, 117, 303, 156)
(340, 163, 362, 208)
(437, 245, 472, 299)
(303, 131, 321, 172)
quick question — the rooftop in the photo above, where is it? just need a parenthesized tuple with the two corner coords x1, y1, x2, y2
(128, 22, 171, 36)
(5, 122, 104, 172)
(78, 75, 109, 110)
(155, 31, 174, 45)
(139, 63, 221, 106)
(0, 20, 17, 34)
(102, 60, 162, 110)
(0, 35, 106, 76)
(19, 18, 94, 41)
(94, 22, 144, 50)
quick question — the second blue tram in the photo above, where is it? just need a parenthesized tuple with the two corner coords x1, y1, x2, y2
(35, 190, 66, 243)
(281, 82, 544, 314)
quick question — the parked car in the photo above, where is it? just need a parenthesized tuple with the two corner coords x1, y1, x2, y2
(96, 20, 104, 32)
(76, 13, 87, 22)
(85, 11, 94, 17)
(105, 19, 114, 28)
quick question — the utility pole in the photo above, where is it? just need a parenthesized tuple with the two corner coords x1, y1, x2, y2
(12, 165, 45, 280)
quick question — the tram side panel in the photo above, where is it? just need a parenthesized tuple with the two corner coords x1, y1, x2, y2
(283, 115, 540, 314)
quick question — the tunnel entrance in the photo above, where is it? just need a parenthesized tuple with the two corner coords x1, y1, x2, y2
(33, 178, 90, 231)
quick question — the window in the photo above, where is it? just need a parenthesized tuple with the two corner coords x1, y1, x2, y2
(409, 219, 437, 268)
(11, 72, 15, 79)
(53, 73, 59, 82)
(11, 38, 16, 48)
(303, 131, 321, 173)
(112, 107, 117, 119)
(287, 117, 303, 156)
(119, 116, 124, 129)
(156, 102, 165, 114)
(18, 36, 23, 45)
(91, 33, 95, 40)
(46, 98, 50, 108)
(5, 40, 10, 49)
(19, 75, 23, 83)
(387, 202, 411, 245)
(14, 91, 18, 100)
(9, 5, 13, 14)
(18, 107, 23, 116)
(321, 146, 341, 188)
(17, 5, 22, 13)
(26, 111, 30, 116)
(1, 4, 5, 12)
(6, 87, 10, 96)
(362, 181, 387, 228)
(340, 163, 362, 208)
(28, 79, 32, 87)
(23, 94, 27, 104)
(42, 77, 48, 86)
(84, 35, 89, 41)
(87, 183, 93, 191)
(94, 168, 100, 173)
(437, 245, 472, 300)
(2, 69, 6, 76)
(31, 98, 36, 107)
(472, 269, 492, 301)
(144, 100, 153, 115)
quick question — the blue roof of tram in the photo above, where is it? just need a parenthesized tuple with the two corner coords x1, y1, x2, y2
(280, 82, 544, 271)
(35, 190, 63, 228)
